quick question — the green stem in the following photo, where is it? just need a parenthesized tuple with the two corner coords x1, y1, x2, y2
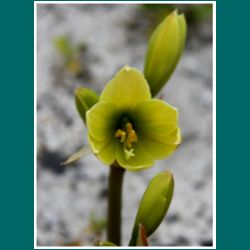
(107, 163, 125, 246)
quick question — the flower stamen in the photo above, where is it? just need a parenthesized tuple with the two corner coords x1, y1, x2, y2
(115, 129, 126, 143)
(126, 128, 138, 149)
(115, 122, 138, 159)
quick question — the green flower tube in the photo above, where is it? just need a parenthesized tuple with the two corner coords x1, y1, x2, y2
(144, 10, 187, 97)
(129, 171, 174, 246)
(86, 66, 181, 171)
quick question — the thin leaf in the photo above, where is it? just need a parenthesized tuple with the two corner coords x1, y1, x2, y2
(61, 146, 92, 165)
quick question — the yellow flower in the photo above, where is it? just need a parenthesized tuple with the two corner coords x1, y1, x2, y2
(86, 66, 181, 171)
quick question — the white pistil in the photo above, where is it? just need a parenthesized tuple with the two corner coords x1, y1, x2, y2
(124, 148, 135, 160)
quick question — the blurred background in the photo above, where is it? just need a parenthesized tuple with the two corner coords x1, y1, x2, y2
(36, 3, 213, 247)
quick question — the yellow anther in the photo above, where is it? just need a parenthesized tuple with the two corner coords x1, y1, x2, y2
(125, 122, 133, 133)
(126, 129, 137, 149)
(115, 129, 126, 143)
(120, 131, 126, 143)
(130, 130, 138, 142)
(115, 129, 123, 138)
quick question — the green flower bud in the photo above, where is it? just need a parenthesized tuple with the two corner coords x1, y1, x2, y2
(54, 35, 74, 61)
(144, 10, 187, 97)
(75, 87, 99, 123)
(129, 171, 174, 246)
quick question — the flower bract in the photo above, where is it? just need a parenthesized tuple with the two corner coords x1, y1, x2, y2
(86, 66, 181, 171)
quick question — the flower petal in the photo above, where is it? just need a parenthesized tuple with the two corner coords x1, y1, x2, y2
(139, 130, 179, 159)
(86, 101, 119, 142)
(176, 127, 182, 145)
(130, 99, 180, 159)
(116, 142, 154, 171)
(89, 135, 117, 165)
(100, 66, 151, 109)
(131, 99, 179, 144)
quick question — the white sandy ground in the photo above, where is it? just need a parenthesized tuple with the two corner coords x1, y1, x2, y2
(36, 4, 213, 247)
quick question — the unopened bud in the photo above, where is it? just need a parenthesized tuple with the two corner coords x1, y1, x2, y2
(129, 171, 174, 246)
(144, 10, 187, 96)
(75, 87, 99, 123)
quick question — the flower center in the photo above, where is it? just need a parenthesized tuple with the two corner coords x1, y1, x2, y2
(115, 122, 138, 160)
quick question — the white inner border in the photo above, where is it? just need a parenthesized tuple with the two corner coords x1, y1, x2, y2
(34, 1, 216, 249)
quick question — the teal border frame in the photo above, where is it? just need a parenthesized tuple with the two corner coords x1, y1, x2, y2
(34, 1, 216, 249)
(3, 0, 244, 249)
